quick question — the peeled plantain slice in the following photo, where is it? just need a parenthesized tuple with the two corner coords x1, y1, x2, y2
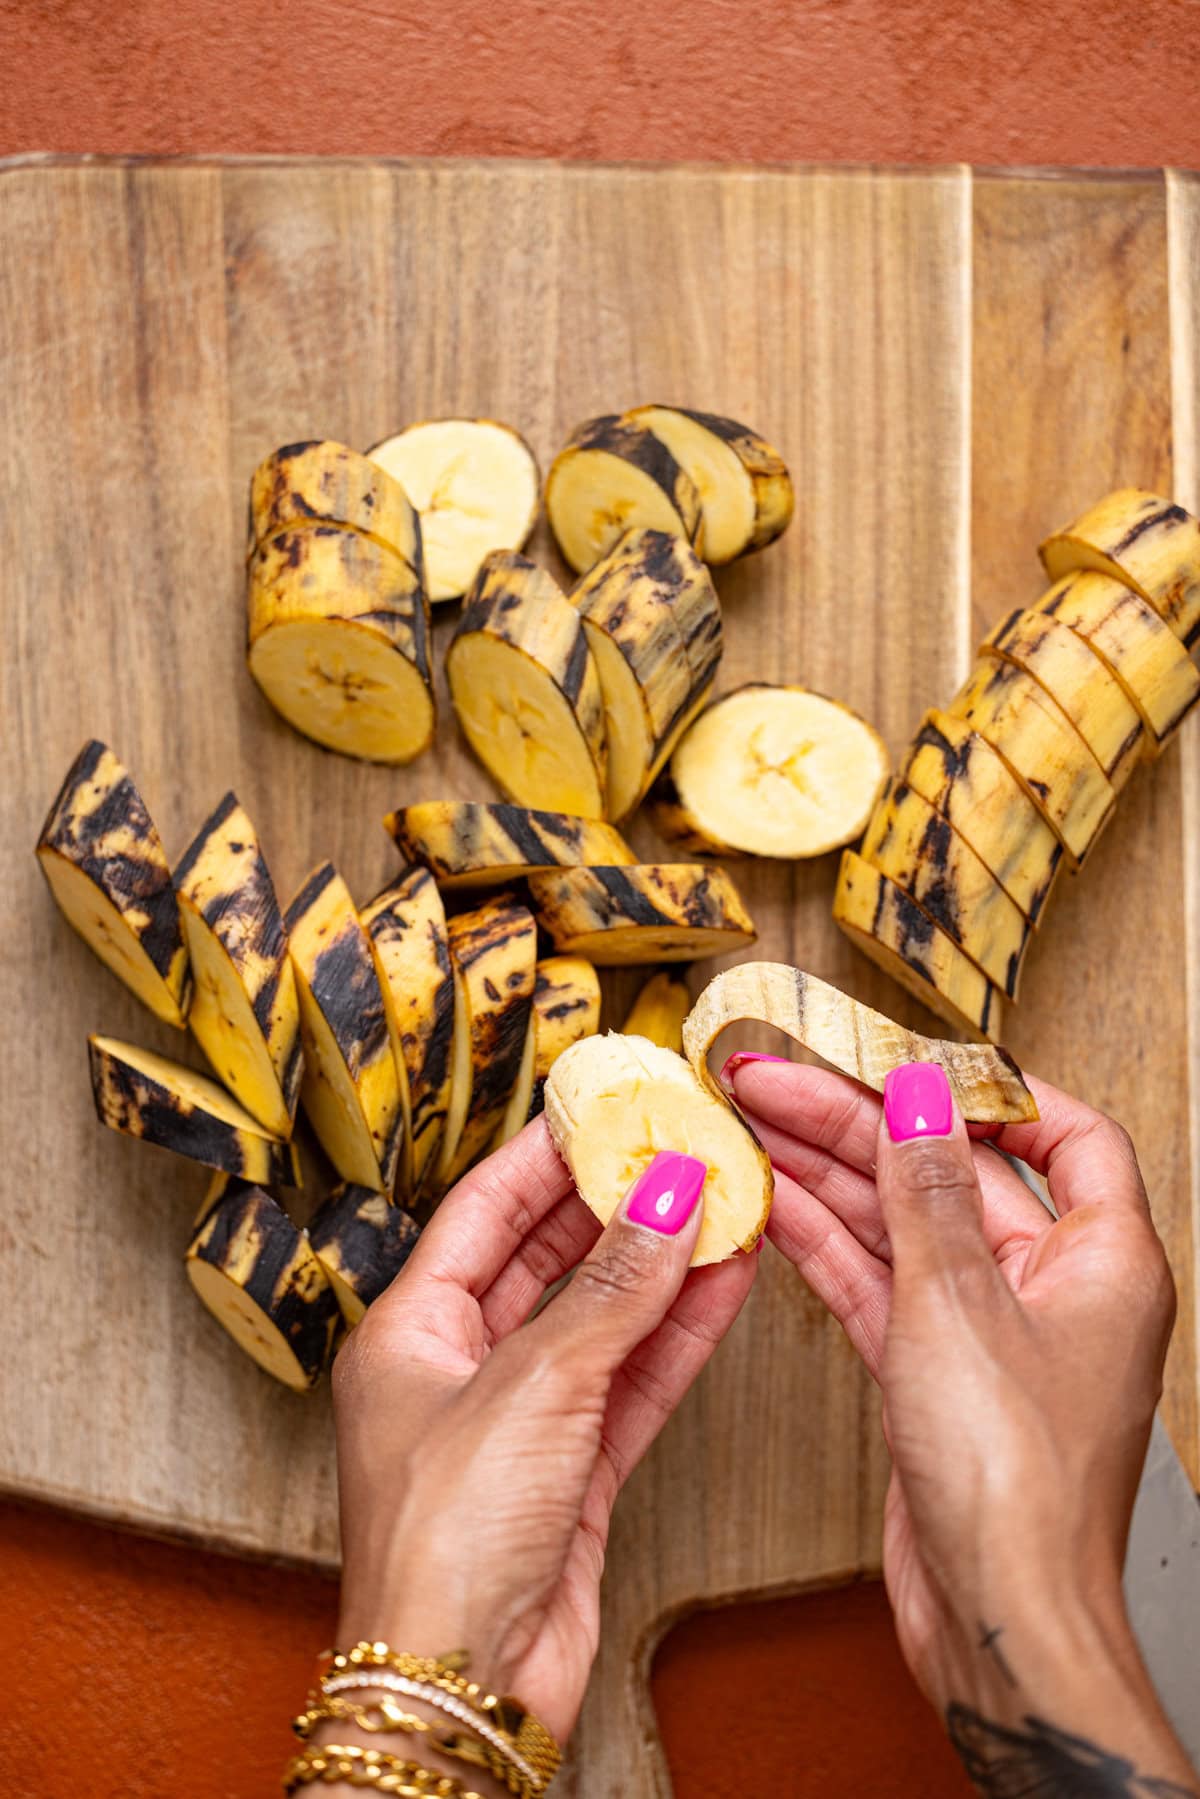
(545, 1032, 773, 1266)
(683, 962, 1037, 1122)
(1039, 489, 1200, 652)
(88, 1036, 300, 1185)
(384, 800, 635, 889)
(545, 415, 704, 575)
(651, 684, 889, 858)
(1034, 570, 1200, 751)
(833, 850, 1004, 1042)
(286, 863, 404, 1194)
(367, 418, 539, 602)
(622, 972, 691, 1052)
(902, 711, 1064, 927)
(247, 526, 434, 765)
(861, 779, 1032, 999)
(247, 438, 423, 577)
(446, 551, 607, 816)
(495, 954, 601, 1146)
(306, 1182, 422, 1327)
(360, 868, 455, 1198)
(437, 895, 537, 1186)
(627, 405, 794, 563)
(528, 863, 756, 965)
(981, 608, 1143, 791)
(174, 792, 302, 1138)
(948, 658, 1115, 866)
(187, 1175, 339, 1390)
(36, 740, 191, 1028)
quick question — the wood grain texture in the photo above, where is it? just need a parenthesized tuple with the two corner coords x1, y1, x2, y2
(0, 160, 1195, 1799)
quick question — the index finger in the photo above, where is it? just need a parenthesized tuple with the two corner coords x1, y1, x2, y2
(985, 1073, 1151, 1219)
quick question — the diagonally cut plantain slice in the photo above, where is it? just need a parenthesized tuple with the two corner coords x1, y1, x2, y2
(627, 405, 794, 563)
(247, 438, 423, 578)
(385, 801, 635, 889)
(495, 954, 601, 1147)
(306, 1182, 422, 1327)
(437, 894, 537, 1186)
(622, 972, 691, 1052)
(529, 863, 756, 965)
(546, 416, 704, 575)
(1039, 489, 1200, 653)
(981, 608, 1143, 791)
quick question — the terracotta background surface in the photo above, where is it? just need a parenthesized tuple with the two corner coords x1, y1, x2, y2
(3, 3, 1199, 1795)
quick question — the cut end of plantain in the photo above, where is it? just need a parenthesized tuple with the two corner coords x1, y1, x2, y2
(627, 405, 794, 563)
(384, 800, 634, 888)
(307, 1182, 421, 1327)
(495, 954, 601, 1146)
(368, 418, 539, 602)
(529, 863, 756, 965)
(1038, 489, 1200, 652)
(622, 972, 691, 1052)
(545, 1032, 773, 1266)
(546, 416, 704, 575)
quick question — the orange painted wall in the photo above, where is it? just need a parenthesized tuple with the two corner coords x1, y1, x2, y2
(2, 4, 1197, 1795)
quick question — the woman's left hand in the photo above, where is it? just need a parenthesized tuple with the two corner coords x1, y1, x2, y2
(330, 1119, 758, 1744)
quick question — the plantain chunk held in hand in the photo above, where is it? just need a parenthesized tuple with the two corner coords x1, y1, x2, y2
(307, 1183, 422, 1327)
(545, 415, 704, 575)
(529, 862, 756, 965)
(495, 954, 601, 1146)
(36, 740, 191, 1027)
(436, 895, 536, 1187)
(247, 439, 423, 578)
(626, 405, 794, 563)
(385, 800, 634, 889)
(187, 1176, 339, 1390)
(1039, 488, 1200, 652)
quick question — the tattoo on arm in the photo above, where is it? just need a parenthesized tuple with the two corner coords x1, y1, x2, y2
(946, 1704, 1199, 1797)
(976, 1619, 1017, 1689)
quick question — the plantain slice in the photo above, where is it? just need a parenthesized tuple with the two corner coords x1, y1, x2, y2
(306, 1182, 422, 1327)
(1039, 489, 1200, 652)
(627, 405, 794, 563)
(832, 850, 1004, 1042)
(247, 526, 434, 765)
(683, 961, 1036, 1122)
(367, 418, 539, 602)
(495, 954, 601, 1146)
(545, 415, 704, 575)
(360, 868, 455, 1198)
(446, 550, 607, 816)
(286, 863, 404, 1194)
(528, 863, 756, 965)
(901, 711, 1064, 928)
(948, 658, 1116, 866)
(247, 438, 423, 578)
(1034, 570, 1200, 751)
(981, 608, 1144, 791)
(545, 1032, 774, 1266)
(174, 792, 302, 1137)
(89, 1036, 300, 1184)
(36, 740, 191, 1027)
(187, 1175, 339, 1390)
(384, 800, 635, 889)
(622, 972, 691, 1052)
(862, 778, 1033, 999)
(436, 895, 537, 1186)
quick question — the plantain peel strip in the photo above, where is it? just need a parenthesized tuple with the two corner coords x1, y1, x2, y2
(683, 962, 1038, 1124)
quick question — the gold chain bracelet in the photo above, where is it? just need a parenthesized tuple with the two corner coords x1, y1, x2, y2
(283, 1742, 486, 1794)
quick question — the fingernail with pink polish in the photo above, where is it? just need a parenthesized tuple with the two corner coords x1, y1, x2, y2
(721, 1052, 790, 1078)
(626, 1151, 707, 1236)
(884, 1062, 954, 1143)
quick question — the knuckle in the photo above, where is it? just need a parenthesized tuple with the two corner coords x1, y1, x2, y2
(573, 1229, 661, 1305)
(895, 1140, 975, 1206)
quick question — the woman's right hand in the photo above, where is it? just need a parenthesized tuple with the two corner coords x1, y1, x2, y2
(726, 1053, 1198, 1795)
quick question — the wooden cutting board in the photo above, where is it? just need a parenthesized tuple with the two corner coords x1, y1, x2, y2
(2, 158, 1199, 1796)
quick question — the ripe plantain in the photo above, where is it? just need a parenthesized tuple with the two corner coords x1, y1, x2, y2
(1039, 489, 1200, 652)
(384, 800, 635, 889)
(981, 608, 1143, 791)
(306, 1183, 422, 1327)
(437, 895, 537, 1187)
(495, 954, 601, 1147)
(247, 438, 423, 578)
(529, 862, 756, 965)
(626, 405, 794, 563)
(545, 415, 704, 575)
(622, 972, 691, 1052)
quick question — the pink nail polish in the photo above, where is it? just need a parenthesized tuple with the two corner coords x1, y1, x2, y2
(626, 1151, 707, 1235)
(883, 1062, 954, 1142)
(721, 1052, 790, 1078)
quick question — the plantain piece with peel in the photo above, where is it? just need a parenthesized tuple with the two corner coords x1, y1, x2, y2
(683, 962, 1037, 1122)
(902, 711, 1064, 927)
(495, 955, 601, 1146)
(862, 779, 1032, 999)
(367, 419, 539, 602)
(446, 551, 607, 816)
(650, 684, 889, 858)
(187, 1176, 340, 1390)
(622, 972, 691, 1052)
(571, 527, 722, 819)
(545, 1033, 773, 1267)
(247, 526, 434, 764)
(530, 862, 756, 965)
(436, 895, 537, 1187)
(385, 800, 635, 889)
(1034, 570, 1200, 751)
(833, 850, 1004, 1042)
(88, 1036, 300, 1185)
(1039, 489, 1200, 652)
(36, 740, 191, 1028)
(174, 792, 302, 1138)
(247, 438, 423, 578)
(627, 405, 794, 563)
(286, 863, 404, 1194)
(306, 1182, 422, 1327)
(948, 657, 1116, 866)
(545, 415, 704, 575)
(981, 608, 1143, 791)
(359, 869, 455, 1198)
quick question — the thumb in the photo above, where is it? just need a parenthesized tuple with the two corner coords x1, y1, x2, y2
(878, 1062, 1001, 1295)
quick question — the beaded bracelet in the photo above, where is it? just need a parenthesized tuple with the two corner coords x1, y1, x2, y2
(283, 1741, 486, 1795)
